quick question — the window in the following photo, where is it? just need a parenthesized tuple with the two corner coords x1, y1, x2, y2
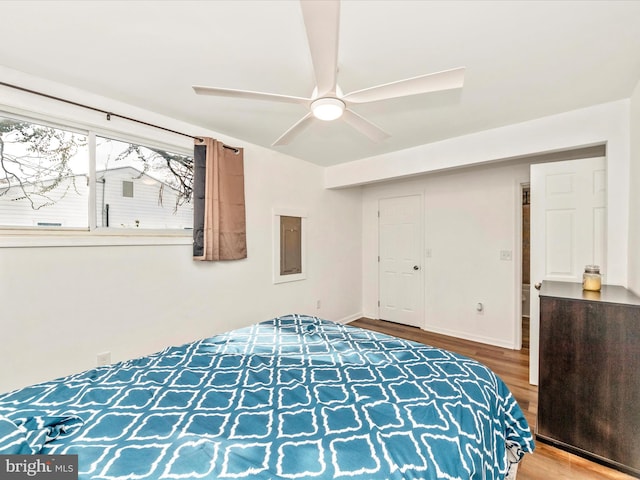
(273, 209, 307, 284)
(0, 113, 193, 232)
(0, 114, 89, 228)
(122, 181, 134, 198)
(95, 136, 193, 230)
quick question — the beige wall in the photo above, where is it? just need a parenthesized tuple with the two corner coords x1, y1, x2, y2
(362, 161, 530, 349)
(327, 100, 631, 289)
(0, 159, 363, 393)
(0, 71, 363, 393)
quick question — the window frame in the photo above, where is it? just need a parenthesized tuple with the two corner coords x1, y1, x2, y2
(0, 109, 194, 247)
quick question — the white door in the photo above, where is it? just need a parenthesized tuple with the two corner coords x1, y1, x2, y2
(378, 195, 423, 328)
(530, 157, 606, 384)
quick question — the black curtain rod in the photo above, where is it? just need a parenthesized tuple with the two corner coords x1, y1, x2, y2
(0, 81, 240, 153)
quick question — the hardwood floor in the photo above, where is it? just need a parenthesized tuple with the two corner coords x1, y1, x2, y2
(349, 317, 637, 480)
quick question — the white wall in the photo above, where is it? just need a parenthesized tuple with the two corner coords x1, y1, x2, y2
(327, 100, 631, 288)
(362, 162, 529, 349)
(342, 99, 637, 390)
(0, 68, 363, 393)
(629, 80, 640, 295)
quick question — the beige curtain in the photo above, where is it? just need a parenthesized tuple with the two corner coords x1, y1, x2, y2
(193, 137, 246, 261)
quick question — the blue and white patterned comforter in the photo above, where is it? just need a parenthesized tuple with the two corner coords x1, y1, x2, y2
(0, 315, 534, 479)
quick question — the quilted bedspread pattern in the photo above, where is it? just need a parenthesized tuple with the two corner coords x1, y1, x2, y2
(0, 315, 534, 479)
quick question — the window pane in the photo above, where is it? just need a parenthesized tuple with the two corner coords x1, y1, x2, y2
(0, 115, 89, 228)
(95, 136, 193, 229)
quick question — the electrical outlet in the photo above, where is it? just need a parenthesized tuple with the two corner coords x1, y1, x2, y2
(97, 351, 111, 366)
(316, 299, 321, 309)
(500, 250, 512, 261)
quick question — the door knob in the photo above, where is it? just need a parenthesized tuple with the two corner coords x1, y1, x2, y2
(534, 282, 542, 290)
(413, 265, 419, 271)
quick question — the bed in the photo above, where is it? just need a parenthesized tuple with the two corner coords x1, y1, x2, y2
(0, 314, 534, 479)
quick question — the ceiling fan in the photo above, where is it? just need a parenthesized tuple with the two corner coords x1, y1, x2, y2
(193, 0, 465, 146)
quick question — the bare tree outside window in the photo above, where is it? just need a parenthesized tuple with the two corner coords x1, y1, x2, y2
(0, 118, 87, 212)
(97, 136, 193, 210)
(0, 115, 194, 229)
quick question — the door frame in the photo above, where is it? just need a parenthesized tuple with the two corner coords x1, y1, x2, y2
(377, 193, 425, 329)
(513, 181, 531, 351)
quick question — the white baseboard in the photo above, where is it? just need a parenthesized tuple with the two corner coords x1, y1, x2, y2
(423, 324, 517, 350)
(334, 312, 363, 325)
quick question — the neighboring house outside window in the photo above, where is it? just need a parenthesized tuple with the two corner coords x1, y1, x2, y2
(0, 113, 193, 232)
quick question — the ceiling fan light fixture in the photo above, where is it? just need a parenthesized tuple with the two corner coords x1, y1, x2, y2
(192, 2, 465, 145)
(311, 97, 345, 121)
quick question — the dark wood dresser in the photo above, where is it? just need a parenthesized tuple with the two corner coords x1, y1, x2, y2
(537, 281, 640, 476)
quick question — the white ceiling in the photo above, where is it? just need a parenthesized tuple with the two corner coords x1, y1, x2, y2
(1, 1, 640, 167)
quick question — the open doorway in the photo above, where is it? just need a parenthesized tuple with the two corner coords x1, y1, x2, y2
(521, 184, 530, 350)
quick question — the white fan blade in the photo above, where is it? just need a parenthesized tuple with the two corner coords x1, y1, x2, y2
(342, 109, 390, 143)
(342, 67, 465, 104)
(272, 112, 315, 146)
(193, 86, 308, 105)
(300, 0, 340, 96)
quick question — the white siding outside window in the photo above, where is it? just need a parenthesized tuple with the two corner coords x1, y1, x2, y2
(0, 113, 193, 235)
